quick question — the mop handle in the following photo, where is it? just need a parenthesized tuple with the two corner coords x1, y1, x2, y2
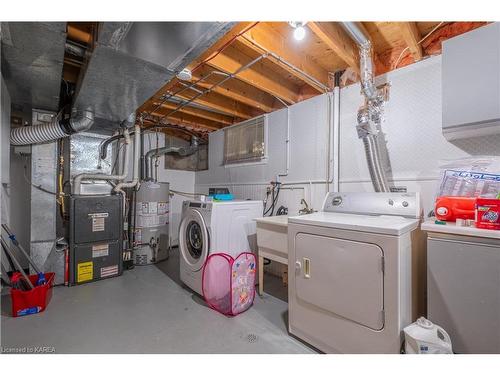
(1, 224, 42, 275)
(1, 237, 34, 289)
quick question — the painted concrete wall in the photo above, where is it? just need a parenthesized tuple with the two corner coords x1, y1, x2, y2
(339, 55, 500, 215)
(195, 93, 334, 215)
(195, 55, 500, 220)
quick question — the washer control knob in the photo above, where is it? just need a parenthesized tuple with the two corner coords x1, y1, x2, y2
(388, 199, 394, 206)
(332, 196, 343, 206)
(402, 201, 409, 207)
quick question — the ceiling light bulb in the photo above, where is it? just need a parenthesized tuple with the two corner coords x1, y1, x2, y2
(293, 25, 306, 41)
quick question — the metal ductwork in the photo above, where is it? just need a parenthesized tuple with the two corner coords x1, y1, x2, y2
(1, 22, 66, 112)
(72, 22, 235, 131)
(10, 109, 95, 145)
(341, 22, 390, 192)
(145, 136, 199, 181)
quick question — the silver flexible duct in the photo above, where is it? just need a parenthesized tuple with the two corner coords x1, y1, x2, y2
(10, 109, 95, 146)
(341, 22, 390, 192)
(144, 136, 199, 181)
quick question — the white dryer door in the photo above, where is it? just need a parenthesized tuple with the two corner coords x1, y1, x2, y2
(294, 233, 384, 330)
(179, 208, 209, 272)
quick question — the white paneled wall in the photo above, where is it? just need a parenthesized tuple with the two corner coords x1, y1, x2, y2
(339, 56, 500, 215)
(195, 94, 334, 214)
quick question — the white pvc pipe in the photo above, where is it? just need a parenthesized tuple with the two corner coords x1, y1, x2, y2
(332, 87, 340, 192)
(73, 128, 131, 195)
(114, 124, 141, 194)
(277, 106, 290, 182)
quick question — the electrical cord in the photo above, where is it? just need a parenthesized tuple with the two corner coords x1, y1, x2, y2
(263, 183, 281, 216)
(22, 161, 57, 196)
(393, 22, 445, 69)
(276, 206, 288, 216)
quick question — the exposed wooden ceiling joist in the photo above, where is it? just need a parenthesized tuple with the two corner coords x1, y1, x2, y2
(307, 22, 360, 74)
(134, 21, 489, 136)
(191, 65, 281, 112)
(206, 42, 301, 104)
(172, 89, 262, 120)
(153, 100, 239, 125)
(396, 22, 423, 61)
(138, 22, 257, 116)
(151, 110, 223, 131)
(239, 23, 329, 91)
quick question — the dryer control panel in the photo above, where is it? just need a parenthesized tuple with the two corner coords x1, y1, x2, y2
(322, 192, 421, 219)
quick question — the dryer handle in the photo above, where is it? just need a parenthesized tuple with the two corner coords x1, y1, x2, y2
(295, 259, 311, 278)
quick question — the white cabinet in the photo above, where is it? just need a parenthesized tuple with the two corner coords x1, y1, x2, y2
(442, 23, 500, 140)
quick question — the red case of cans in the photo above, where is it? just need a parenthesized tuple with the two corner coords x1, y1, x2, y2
(475, 198, 500, 230)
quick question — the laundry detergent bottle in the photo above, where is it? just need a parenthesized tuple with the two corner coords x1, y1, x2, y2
(403, 317, 453, 354)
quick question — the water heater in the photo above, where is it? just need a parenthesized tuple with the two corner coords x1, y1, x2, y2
(133, 181, 170, 265)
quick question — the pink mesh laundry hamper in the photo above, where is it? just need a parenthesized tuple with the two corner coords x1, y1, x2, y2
(202, 252, 257, 316)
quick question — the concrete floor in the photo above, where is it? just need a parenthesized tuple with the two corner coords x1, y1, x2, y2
(0, 248, 315, 354)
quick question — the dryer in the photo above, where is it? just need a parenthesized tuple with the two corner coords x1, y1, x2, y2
(179, 199, 262, 295)
(288, 192, 423, 353)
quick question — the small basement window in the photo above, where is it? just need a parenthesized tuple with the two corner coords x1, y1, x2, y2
(223, 115, 267, 165)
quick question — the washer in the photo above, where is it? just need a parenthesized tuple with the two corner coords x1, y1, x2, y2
(179, 199, 263, 295)
(288, 192, 423, 353)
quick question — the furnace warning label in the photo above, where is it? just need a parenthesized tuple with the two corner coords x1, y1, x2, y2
(89, 212, 108, 232)
(77, 261, 93, 283)
(101, 265, 119, 278)
(92, 244, 109, 258)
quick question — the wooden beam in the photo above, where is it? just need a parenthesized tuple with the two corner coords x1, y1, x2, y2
(138, 22, 256, 114)
(172, 89, 261, 120)
(151, 110, 223, 131)
(206, 43, 301, 104)
(239, 23, 329, 91)
(154, 100, 238, 125)
(191, 65, 280, 112)
(397, 22, 423, 61)
(142, 118, 210, 140)
(308, 22, 360, 74)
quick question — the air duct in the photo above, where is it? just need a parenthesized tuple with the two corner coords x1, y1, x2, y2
(10, 109, 95, 146)
(341, 22, 390, 192)
(72, 22, 234, 131)
(144, 136, 199, 181)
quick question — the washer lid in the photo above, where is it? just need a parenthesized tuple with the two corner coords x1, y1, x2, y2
(288, 212, 419, 236)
